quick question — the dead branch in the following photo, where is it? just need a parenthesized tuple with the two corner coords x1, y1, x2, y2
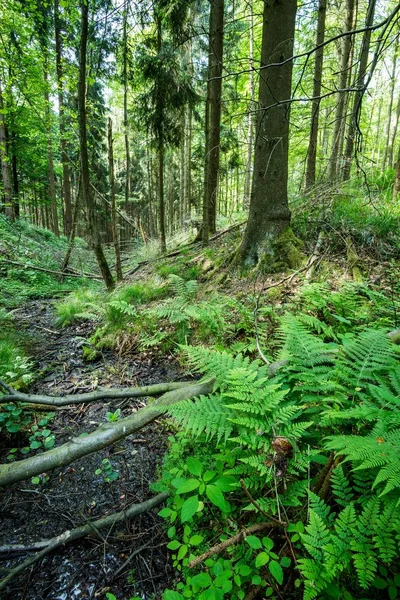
(0, 379, 214, 488)
(0, 380, 191, 407)
(0, 492, 168, 591)
(305, 232, 325, 280)
(1, 259, 102, 280)
(187, 521, 283, 570)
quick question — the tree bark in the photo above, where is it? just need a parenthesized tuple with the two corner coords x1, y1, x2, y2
(389, 93, 400, 169)
(157, 17, 167, 254)
(305, 0, 327, 189)
(202, 0, 224, 245)
(54, 0, 73, 236)
(78, 0, 114, 290)
(243, 2, 255, 208)
(108, 118, 123, 281)
(342, 0, 376, 181)
(43, 55, 60, 237)
(328, 0, 355, 181)
(394, 143, 400, 199)
(237, 0, 297, 268)
(0, 83, 14, 220)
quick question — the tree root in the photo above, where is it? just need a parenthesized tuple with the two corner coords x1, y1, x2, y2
(0, 380, 191, 407)
(0, 492, 168, 592)
(0, 379, 214, 488)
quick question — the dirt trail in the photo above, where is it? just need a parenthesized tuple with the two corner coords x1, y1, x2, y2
(0, 300, 182, 600)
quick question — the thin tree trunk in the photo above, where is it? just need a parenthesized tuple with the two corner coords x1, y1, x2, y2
(383, 37, 399, 170)
(238, 0, 297, 268)
(108, 118, 123, 281)
(394, 143, 400, 199)
(328, 0, 355, 181)
(305, 0, 327, 189)
(123, 7, 131, 234)
(203, 0, 224, 245)
(43, 56, 59, 237)
(0, 83, 14, 220)
(342, 0, 376, 181)
(54, 0, 72, 236)
(389, 93, 400, 169)
(79, 0, 114, 290)
(243, 2, 255, 207)
(157, 17, 167, 254)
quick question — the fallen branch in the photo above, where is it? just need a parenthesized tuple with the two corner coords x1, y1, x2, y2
(0, 492, 168, 591)
(0, 380, 190, 407)
(0, 379, 214, 488)
(187, 521, 282, 570)
(1, 259, 102, 280)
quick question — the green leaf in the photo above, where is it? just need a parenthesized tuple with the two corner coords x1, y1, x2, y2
(177, 544, 188, 560)
(31, 476, 40, 485)
(251, 575, 262, 585)
(262, 537, 274, 551)
(280, 556, 291, 568)
(30, 440, 42, 449)
(167, 540, 181, 550)
(164, 591, 184, 600)
(191, 572, 212, 589)
(203, 470, 216, 482)
(206, 485, 229, 512)
(175, 479, 200, 495)
(189, 534, 204, 546)
(159, 507, 173, 518)
(269, 560, 283, 585)
(186, 457, 203, 477)
(214, 475, 238, 491)
(245, 536, 262, 550)
(255, 552, 269, 568)
(181, 495, 199, 522)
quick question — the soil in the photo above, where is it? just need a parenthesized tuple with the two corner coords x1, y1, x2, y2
(0, 300, 185, 600)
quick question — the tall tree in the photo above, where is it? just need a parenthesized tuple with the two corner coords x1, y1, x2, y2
(108, 117, 122, 281)
(305, 0, 327, 189)
(243, 2, 255, 208)
(54, 0, 73, 236)
(78, 0, 114, 290)
(0, 82, 14, 220)
(122, 6, 131, 230)
(342, 0, 377, 181)
(237, 0, 297, 268)
(383, 36, 399, 170)
(202, 0, 224, 245)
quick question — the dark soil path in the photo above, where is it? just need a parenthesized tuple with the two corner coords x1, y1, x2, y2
(0, 300, 183, 600)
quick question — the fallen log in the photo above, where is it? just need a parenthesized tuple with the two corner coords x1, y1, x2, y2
(0, 492, 168, 591)
(0, 380, 190, 407)
(1, 259, 102, 280)
(0, 379, 214, 488)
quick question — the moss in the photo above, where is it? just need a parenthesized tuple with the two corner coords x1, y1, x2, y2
(259, 228, 304, 273)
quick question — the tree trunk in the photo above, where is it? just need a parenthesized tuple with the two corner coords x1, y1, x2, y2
(237, 0, 297, 269)
(43, 56, 60, 237)
(0, 83, 14, 220)
(202, 0, 224, 245)
(54, 0, 73, 236)
(78, 0, 114, 290)
(123, 7, 131, 236)
(383, 37, 399, 170)
(157, 17, 167, 254)
(305, 0, 327, 189)
(342, 0, 376, 181)
(243, 2, 255, 208)
(394, 143, 400, 199)
(108, 118, 123, 281)
(328, 0, 355, 181)
(389, 93, 400, 169)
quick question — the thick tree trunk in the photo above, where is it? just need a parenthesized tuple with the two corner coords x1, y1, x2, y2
(78, 0, 114, 290)
(328, 0, 355, 181)
(0, 83, 14, 220)
(202, 0, 224, 245)
(342, 0, 376, 181)
(243, 2, 255, 208)
(43, 57, 60, 237)
(305, 0, 327, 189)
(108, 118, 123, 281)
(237, 0, 297, 268)
(54, 0, 73, 236)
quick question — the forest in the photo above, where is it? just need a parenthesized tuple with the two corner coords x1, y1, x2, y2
(0, 0, 400, 598)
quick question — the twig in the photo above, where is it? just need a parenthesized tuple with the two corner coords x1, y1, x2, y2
(111, 540, 152, 580)
(0, 493, 168, 591)
(240, 480, 286, 527)
(187, 522, 283, 570)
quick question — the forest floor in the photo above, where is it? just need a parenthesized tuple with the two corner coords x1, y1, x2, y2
(0, 299, 184, 600)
